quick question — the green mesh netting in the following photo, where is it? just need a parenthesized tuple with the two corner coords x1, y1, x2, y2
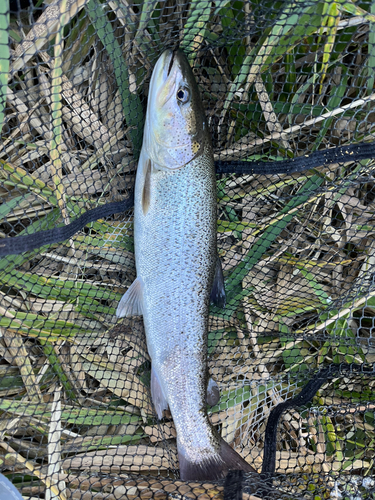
(0, 1, 374, 499)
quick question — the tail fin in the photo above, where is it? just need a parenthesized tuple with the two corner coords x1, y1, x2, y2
(178, 438, 256, 481)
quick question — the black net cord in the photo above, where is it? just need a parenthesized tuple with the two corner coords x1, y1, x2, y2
(224, 470, 243, 500)
(223, 363, 375, 499)
(215, 139, 375, 175)
(2, 139, 375, 257)
(262, 363, 375, 476)
(0, 198, 133, 256)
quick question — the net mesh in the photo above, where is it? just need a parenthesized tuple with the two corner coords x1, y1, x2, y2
(1, 0, 375, 498)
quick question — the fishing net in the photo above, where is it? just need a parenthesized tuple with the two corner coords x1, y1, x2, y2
(1, 0, 375, 498)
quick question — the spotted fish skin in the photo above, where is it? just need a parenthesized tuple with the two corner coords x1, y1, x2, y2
(117, 49, 255, 481)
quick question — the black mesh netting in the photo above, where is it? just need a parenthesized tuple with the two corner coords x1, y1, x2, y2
(0, 0, 375, 498)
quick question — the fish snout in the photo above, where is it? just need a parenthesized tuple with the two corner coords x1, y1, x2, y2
(156, 49, 174, 85)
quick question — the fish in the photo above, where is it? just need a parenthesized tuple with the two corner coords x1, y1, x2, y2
(116, 48, 256, 481)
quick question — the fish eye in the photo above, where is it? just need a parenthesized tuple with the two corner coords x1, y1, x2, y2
(176, 87, 190, 103)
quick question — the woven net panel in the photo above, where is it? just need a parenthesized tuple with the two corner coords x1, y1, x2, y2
(0, 0, 374, 499)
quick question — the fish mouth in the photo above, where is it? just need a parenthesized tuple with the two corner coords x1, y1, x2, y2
(154, 50, 179, 107)
(167, 48, 178, 77)
(160, 49, 175, 84)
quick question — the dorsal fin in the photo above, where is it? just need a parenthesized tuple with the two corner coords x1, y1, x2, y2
(210, 255, 226, 308)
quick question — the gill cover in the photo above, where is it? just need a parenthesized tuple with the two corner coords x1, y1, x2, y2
(143, 49, 207, 170)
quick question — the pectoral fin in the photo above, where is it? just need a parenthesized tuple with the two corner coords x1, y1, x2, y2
(210, 255, 226, 308)
(116, 277, 144, 318)
(142, 159, 152, 215)
(151, 367, 169, 419)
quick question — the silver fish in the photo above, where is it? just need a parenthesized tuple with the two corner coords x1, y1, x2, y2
(117, 49, 255, 481)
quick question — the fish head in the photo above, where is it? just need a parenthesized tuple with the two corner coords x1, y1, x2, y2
(143, 49, 208, 170)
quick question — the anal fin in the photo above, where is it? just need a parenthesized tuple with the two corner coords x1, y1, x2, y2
(116, 277, 144, 318)
(151, 367, 169, 419)
(206, 377, 220, 406)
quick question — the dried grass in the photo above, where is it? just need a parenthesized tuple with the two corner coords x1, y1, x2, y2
(0, 1, 374, 498)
